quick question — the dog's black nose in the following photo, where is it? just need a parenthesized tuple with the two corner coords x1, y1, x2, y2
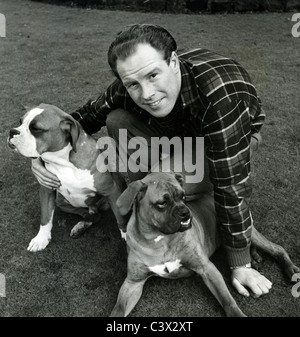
(9, 129, 20, 139)
(178, 207, 190, 220)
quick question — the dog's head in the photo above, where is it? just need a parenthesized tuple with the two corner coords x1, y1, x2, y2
(7, 103, 80, 158)
(117, 172, 192, 235)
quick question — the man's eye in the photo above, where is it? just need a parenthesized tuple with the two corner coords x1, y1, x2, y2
(128, 83, 138, 89)
(150, 73, 158, 79)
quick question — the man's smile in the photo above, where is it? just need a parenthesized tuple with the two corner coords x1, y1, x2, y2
(145, 98, 164, 108)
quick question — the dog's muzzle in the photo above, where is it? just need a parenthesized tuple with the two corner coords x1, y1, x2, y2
(7, 140, 16, 150)
(179, 216, 192, 232)
(175, 204, 192, 232)
(7, 129, 20, 150)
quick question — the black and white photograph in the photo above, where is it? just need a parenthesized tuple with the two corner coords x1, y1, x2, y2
(1, 0, 300, 321)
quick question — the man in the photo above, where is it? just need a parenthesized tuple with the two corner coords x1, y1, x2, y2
(32, 24, 272, 298)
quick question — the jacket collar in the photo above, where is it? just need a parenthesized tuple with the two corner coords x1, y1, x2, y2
(179, 59, 209, 112)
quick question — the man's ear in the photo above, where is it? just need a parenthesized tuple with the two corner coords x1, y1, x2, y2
(116, 180, 147, 216)
(170, 51, 180, 73)
(60, 115, 80, 152)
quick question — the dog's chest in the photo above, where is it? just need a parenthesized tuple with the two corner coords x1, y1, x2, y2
(149, 259, 182, 277)
(42, 148, 96, 208)
(147, 258, 192, 279)
(128, 231, 193, 279)
(53, 165, 96, 208)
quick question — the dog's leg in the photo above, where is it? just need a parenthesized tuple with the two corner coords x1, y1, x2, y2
(250, 245, 263, 270)
(55, 192, 101, 238)
(251, 226, 300, 281)
(70, 220, 95, 238)
(193, 261, 246, 317)
(110, 277, 147, 317)
(70, 212, 103, 239)
(95, 171, 127, 235)
(111, 259, 148, 317)
(27, 186, 56, 252)
(106, 183, 128, 234)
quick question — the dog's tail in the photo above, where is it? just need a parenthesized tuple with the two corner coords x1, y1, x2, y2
(251, 226, 300, 281)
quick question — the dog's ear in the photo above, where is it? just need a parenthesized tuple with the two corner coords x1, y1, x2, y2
(60, 115, 80, 152)
(116, 180, 147, 215)
(174, 173, 184, 186)
(22, 104, 34, 112)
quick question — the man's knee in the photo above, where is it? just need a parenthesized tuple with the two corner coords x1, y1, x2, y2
(106, 109, 132, 135)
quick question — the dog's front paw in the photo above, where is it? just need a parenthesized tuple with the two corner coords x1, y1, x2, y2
(27, 232, 51, 252)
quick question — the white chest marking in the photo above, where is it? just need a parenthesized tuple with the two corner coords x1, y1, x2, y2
(41, 144, 96, 208)
(148, 259, 182, 276)
(154, 235, 164, 243)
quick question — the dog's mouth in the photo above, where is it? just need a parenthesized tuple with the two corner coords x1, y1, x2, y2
(7, 141, 16, 150)
(7, 137, 18, 151)
(7, 138, 38, 159)
(179, 217, 192, 232)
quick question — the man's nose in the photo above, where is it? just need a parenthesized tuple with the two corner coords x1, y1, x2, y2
(141, 83, 155, 100)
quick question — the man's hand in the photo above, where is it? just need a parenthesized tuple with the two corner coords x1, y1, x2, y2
(31, 158, 61, 189)
(231, 266, 272, 298)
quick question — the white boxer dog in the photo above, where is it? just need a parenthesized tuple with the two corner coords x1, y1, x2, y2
(8, 103, 126, 252)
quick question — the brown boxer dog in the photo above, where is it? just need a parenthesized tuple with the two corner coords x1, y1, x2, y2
(110, 172, 300, 317)
(8, 103, 126, 252)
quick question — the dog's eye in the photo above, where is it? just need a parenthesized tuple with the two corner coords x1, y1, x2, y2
(30, 124, 44, 133)
(31, 127, 43, 133)
(156, 201, 167, 209)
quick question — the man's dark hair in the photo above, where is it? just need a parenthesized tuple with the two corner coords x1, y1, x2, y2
(107, 24, 177, 79)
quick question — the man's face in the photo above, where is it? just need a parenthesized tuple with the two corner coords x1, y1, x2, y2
(116, 43, 182, 118)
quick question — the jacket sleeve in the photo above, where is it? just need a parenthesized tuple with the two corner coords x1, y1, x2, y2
(71, 79, 126, 135)
(204, 99, 264, 267)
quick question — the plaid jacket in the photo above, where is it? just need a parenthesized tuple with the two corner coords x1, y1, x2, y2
(72, 48, 265, 267)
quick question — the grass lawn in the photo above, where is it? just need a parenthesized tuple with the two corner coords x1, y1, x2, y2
(0, 0, 299, 317)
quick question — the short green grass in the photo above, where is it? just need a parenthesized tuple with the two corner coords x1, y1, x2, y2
(0, 0, 299, 317)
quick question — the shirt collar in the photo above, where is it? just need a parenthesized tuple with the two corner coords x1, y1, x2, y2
(179, 58, 208, 111)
